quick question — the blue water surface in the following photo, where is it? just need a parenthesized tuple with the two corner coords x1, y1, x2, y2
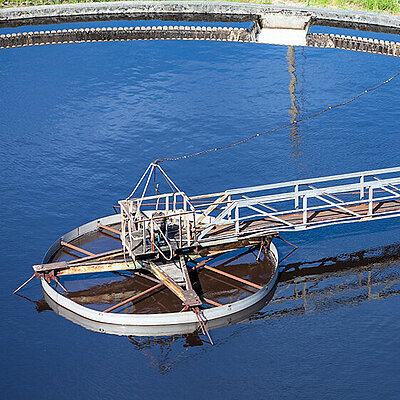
(1, 19, 400, 400)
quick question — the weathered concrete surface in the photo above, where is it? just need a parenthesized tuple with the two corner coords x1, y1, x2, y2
(256, 14, 312, 46)
(1, 24, 399, 58)
(307, 33, 400, 56)
(0, 1, 399, 35)
(0, 25, 251, 49)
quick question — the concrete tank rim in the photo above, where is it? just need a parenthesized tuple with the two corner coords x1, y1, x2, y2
(0, 1, 399, 35)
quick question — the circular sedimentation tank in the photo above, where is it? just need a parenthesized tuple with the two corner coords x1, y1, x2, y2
(6, 1, 399, 339)
(40, 213, 280, 336)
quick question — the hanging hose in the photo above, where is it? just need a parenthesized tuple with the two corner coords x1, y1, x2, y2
(150, 218, 174, 261)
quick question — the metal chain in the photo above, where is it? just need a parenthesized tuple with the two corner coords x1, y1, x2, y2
(155, 71, 400, 163)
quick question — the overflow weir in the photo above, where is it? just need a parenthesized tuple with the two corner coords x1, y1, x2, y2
(1, 1, 400, 57)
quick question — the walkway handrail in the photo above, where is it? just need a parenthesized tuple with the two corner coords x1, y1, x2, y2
(224, 166, 400, 196)
(118, 166, 400, 253)
(197, 167, 400, 241)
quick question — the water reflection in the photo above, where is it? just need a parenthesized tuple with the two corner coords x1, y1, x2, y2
(126, 242, 400, 372)
(15, 292, 50, 313)
(128, 334, 205, 374)
(286, 45, 302, 162)
(253, 242, 400, 321)
(18, 241, 400, 373)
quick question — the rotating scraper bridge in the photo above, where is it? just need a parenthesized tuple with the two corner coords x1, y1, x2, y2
(0, 1, 400, 56)
(6, 1, 400, 337)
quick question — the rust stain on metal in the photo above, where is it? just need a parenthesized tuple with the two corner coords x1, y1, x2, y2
(57, 261, 140, 276)
(104, 282, 164, 313)
(148, 261, 202, 307)
(98, 223, 121, 236)
(202, 264, 263, 290)
(60, 241, 95, 257)
(203, 297, 222, 307)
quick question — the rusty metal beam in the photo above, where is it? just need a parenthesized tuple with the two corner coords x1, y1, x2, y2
(213, 246, 256, 269)
(13, 273, 38, 294)
(98, 223, 121, 236)
(67, 248, 124, 265)
(194, 237, 265, 258)
(52, 276, 68, 293)
(199, 269, 255, 293)
(180, 255, 193, 291)
(60, 241, 95, 257)
(148, 261, 202, 307)
(203, 297, 222, 307)
(202, 264, 263, 290)
(33, 258, 141, 276)
(103, 283, 164, 313)
(57, 261, 141, 276)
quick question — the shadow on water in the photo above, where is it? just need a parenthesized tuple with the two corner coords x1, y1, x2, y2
(132, 242, 400, 373)
(253, 241, 400, 322)
(16, 241, 400, 373)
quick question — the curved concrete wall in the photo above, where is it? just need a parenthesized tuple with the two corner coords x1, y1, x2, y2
(0, 1, 399, 35)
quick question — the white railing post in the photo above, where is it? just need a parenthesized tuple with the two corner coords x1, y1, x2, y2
(368, 186, 373, 216)
(303, 196, 308, 224)
(360, 175, 364, 200)
(179, 215, 182, 248)
(192, 211, 197, 242)
(142, 220, 146, 252)
(186, 213, 191, 246)
(295, 184, 299, 209)
(150, 219, 154, 252)
(235, 205, 240, 235)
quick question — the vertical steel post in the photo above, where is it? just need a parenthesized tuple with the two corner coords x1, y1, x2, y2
(150, 219, 155, 252)
(186, 213, 191, 246)
(142, 221, 146, 253)
(302, 196, 308, 224)
(235, 205, 239, 235)
(179, 215, 182, 248)
(127, 207, 132, 255)
(360, 175, 364, 200)
(121, 210, 126, 250)
(368, 186, 373, 216)
(192, 211, 197, 242)
(295, 184, 299, 209)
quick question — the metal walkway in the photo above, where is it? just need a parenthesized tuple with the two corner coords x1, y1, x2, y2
(27, 165, 400, 313)
(120, 165, 400, 261)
